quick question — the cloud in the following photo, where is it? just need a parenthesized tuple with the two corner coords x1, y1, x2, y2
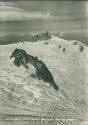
(0, 5, 51, 22)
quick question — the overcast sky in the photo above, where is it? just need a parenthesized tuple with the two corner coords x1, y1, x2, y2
(0, 1, 51, 21)
(0, 0, 87, 34)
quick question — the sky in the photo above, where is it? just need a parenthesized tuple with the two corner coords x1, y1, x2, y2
(0, 1, 51, 21)
(0, 0, 88, 34)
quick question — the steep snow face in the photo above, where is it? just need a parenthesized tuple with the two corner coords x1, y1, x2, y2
(0, 36, 88, 121)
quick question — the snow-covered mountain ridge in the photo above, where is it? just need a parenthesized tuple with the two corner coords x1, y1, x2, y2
(0, 35, 88, 123)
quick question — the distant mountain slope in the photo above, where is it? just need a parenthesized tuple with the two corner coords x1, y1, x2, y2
(0, 31, 51, 45)
(0, 36, 88, 124)
(54, 32, 88, 45)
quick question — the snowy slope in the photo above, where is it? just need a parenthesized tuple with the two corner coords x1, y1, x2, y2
(0, 36, 88, 124)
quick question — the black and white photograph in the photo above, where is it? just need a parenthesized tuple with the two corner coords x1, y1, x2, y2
(0, 0, 88, 125)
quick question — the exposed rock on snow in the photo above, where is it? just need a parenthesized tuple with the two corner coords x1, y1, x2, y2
(10, 48, 58, 90)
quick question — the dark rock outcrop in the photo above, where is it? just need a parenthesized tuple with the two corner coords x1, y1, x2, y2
(31, 31, 51, 42)
(59, 45, 61, 49)
(79, 45, 84, 52)
(10, 48, 58, 90)
(20, 31, 51, 42)
(63, 48, 65, 52)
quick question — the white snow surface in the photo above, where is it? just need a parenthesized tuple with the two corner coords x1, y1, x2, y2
(0, 36, 88, 121)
